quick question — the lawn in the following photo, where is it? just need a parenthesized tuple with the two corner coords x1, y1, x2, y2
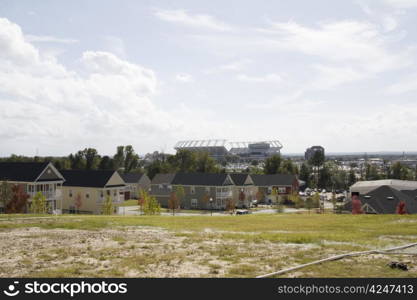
(0, 213, 416, 278)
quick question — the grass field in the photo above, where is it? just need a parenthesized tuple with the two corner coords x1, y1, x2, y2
(0, 213, 417, 278)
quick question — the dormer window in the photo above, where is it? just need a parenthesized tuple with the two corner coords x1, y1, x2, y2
(364, 195, 371, 199)
(387, 196, 394, 200)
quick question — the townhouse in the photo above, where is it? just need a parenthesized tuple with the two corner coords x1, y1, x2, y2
(0, 162, 65, 213)
(251, 173, 299, 204)
(60, 170, 125, 214)
(151, 173, 235, 210)
(150, 172, 299, 210)
(119, 172, 151, 200)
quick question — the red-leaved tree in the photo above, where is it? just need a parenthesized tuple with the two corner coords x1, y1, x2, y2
(74, 193, 82, 212)
(396, 201, 407, 215)
(351, 194, 363, 214)
(5, 184, 29, 213)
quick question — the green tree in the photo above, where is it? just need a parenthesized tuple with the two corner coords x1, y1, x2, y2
(264, 155, 282, 174)
(279, 159, 298, 174)
(312, 192, 321, 212)
(299, 163, 312, 188)
(84, 148, 100, 170)
(347, 168, 357, 187)
(30, 192, 49, 214)
(195, 152, 219, 173)
(142, 192, 161, 215)
(102, 195, 114, 215)
(99, 156, 114, 170)
(124, 145, 139, 173)
(305, 197, 314, 213)
(0, 181, 12, 212)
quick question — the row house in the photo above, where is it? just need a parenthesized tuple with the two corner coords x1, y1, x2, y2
(0, 162, 65, 213)
(60, 170, 125, 214)
(150, 172, 299, 210)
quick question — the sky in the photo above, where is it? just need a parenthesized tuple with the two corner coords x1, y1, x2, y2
(1, 0, 417, 156)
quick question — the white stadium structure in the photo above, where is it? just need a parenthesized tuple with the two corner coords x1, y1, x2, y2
(174, 139, 283, 161)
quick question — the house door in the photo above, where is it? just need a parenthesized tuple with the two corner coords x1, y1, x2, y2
(124, 191, 130, 200)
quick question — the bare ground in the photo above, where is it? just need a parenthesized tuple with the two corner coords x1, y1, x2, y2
(1, 224, 417, 278)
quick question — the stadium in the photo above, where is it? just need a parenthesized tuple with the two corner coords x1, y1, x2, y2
(174, 139, 283, 161)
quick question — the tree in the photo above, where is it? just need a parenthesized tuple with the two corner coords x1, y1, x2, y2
(305, 197, 314, 213)
(195, 152, 219, 173)
(102, 195, 114, 215)
(225, 198, 235, 213)
(85, 148, 100, 170)
(309, 151, 325, 188)
(168, 191, 179, 215)
(312, 192, 321, 212)
(347, 168, 357, 187)
(331, 192, 337, 213)
(74, 193, 82, 212)
(396, 201, 407, 215)
(124, 145, 139, 173)
(6, 184, 29, 213)
(0, 181, 12, 212)
(299, 163, 312, 188)
(99, 156, 114, 170)
(170, 149, 197, 172)
(351, 194, 363, 214)
(255, 189, 265, 203)
(279, 159, 298, 174)
(113, 146, 126, 170)
(30, 192, 48, 214)
(142, 191, 161, 215)
(264, 155, 282, 174)
(238, 190, 246, 207)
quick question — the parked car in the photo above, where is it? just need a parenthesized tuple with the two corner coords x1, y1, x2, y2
(236, 209, 251, 215)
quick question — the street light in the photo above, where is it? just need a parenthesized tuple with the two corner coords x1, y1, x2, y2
(209, 197, 213, 216)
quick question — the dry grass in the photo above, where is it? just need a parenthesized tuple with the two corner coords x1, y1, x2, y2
(0, 214, 417, 277)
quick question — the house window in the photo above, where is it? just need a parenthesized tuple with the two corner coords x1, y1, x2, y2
(191, 199, 198, 208)
(86, 193, 90, 199)
(190, 186, 195, 194)
(278, 187, 286, 194)
(100, 191, 104, 198)
(205, 187, 210, 193)
(113, 190, 117, 196)
(159, 184, 163, 189)
(267, 187, 272, 194)
(69, 190, 73, 197)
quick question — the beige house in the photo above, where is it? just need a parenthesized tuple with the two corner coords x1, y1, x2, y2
(0, 162, 65, 213)
(60, 170, 125, 214)
(119, 172, 151, 199)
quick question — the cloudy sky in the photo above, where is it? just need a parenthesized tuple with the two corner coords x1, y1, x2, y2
(1, 0, 417, 156)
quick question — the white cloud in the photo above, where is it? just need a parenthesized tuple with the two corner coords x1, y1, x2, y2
(383, 0, 417, 8)
(101, 36, 127, 58)
(204, 59, 252, 74)
(25, 34, 79, 44)
(0, 18, 194, 155)
(175, 73, 193, 83)
(236, 73, 282, 83)
(386, 73, 417, 93)
(153, 9, 233, 31)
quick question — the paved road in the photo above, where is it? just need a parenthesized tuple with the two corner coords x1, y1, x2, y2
(117, 206, 308, 216)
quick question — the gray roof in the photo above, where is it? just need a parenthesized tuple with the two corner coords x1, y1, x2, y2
(172, 173, 233, 186)
(229, 173, 251, 186)
(0, 162, 59, 182)
(359, 185, 417, 214)
(151, 173, 233, 186)
(119, 172, 145, 183)
(250, 174, 296, 187)
(151, 173, 176, 185)
(351, 179, 417, 194)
